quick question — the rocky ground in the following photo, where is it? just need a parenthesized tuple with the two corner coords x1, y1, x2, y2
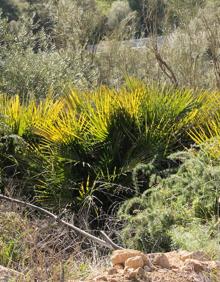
(1, 249, 219, 281)
(79, 249, 220, 282)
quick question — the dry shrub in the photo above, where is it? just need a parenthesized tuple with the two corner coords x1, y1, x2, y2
(95, 2, 220, 90)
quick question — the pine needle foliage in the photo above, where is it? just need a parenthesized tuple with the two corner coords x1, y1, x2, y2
(118, 149, 220, 253)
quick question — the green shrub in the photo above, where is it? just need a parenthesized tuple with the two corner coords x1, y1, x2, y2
(32, 85, 207, 212)
(0, 84, 218, 223)
(0, 2, 101, 99)
(106, 1, 131, 30)
(169, 219, 220, 259)
(118, 149, 220, 252)
(0, 0, 29, 21)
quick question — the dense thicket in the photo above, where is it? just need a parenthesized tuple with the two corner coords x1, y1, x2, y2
(0, 0, 219, 258)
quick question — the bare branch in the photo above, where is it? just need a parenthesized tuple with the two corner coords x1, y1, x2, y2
(0, 194, 123, 250)
(100, 231, 124, 250)
(152, 39, 178, 87)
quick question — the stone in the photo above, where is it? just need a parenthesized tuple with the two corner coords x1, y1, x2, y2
(111, 249, 149, 266)
(142, 254, 152, 267)
(180, 251, 210, 262)
(216, 261, 220, 269)
(126, 267, 151, 281)
(125, 256, 144, 270)
(108, 267, 118, 275)
(153, 254, 170, 269)
(183, 259, 207, 273)
(108, 279, 118, 282)
(114, 264, 124, 270)
(94, 275, 108, 281)
(124, 266, 132, 273)
(144, 265, 152, 272)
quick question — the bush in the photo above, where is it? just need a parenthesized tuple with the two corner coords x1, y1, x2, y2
(32, 84, 208, 212)
(0, 84, 208, 214)
(0, 0, 29, 21)
(95, 2, 220, 90)
(118, 149, 220, 252)
(107, 1, 131, 30)
(169, 219, 220, 259)
(0, 47, 98, 99)
(0, 2, 101, 99)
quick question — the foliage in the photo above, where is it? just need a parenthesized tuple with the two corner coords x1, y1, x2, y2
(30, 84, 208, 212)
(0, 0, 219, 98)
(189, 92, 220, 158)
(0, 94, 64, 136)
(107, 1, 132, 30)
(0, 0, 220, 269)
(0, 94, 63, 196)
(0, 3, 101, 99)
(0, 211, 31, 266)
(0, 0, 29, 21)
(118, 149, 220, 252)
(0, 84, 208, 214)
(165, 0, 205, 28)
(127, 0, 166, 36)
(0, 3, 97, 98)
(169, 219, 220, 259)
(0, 205, 106, 280)
(95, 1, 220, 90)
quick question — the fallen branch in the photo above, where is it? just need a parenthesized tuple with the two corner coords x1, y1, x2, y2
(100, 231, 123, 250)
(0, 194, 123, 250)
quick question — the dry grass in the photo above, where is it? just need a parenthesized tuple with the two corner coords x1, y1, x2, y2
(0, 201, 109, 281)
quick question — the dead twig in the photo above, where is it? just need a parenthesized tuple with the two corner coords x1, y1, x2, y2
(0, 194, 123, 250)
(100, 231, 123, 250)
(152, 38, 178, 87)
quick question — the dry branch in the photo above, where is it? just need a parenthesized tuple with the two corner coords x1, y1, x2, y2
(0, 194, 123, 250)
(151, 38, 178, 87)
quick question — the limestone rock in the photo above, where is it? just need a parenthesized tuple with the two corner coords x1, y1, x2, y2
(108, 267, 118, 275)
(127, 267, 144, 279)
(180, 251, 210, 262)
(144, 265, 152, 272)
(91, 250, 220, 282)
(207, 260, 220, 271)
(124, 266, 151, 281)
(108, 278, 118, 282)
(125, 256, 144, 270)
(94, 275, 108, 281)
(182, 259, 207, 273)
(153, 254, 170, 269)
(111, 249, 149, 266)
(114, 264, 124, 270)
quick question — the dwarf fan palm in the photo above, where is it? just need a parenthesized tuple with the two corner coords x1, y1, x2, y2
(33, 83, 206, 213)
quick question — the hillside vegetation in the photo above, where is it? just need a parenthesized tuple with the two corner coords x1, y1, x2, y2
(0, 0, 219, 281)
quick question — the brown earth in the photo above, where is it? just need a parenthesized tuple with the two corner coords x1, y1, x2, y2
(72, 250, 220, 282)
